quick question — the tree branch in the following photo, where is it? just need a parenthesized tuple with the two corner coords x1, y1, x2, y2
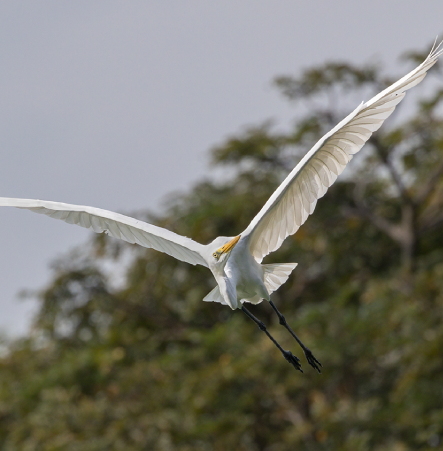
(344, 204, 407, 244)
(371, 136, 414, 207)
(414, 159, 443, 205)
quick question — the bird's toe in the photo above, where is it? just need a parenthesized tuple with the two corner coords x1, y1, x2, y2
(304, 348, 322, 374)
(283, 350, 303, 373)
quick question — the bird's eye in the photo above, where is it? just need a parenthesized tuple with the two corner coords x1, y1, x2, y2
(213, 253, 218, 259)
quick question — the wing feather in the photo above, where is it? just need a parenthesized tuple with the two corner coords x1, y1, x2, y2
(0, 198, 208, 267)
(243, 44, 442, 262)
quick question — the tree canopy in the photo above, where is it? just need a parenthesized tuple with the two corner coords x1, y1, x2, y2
(1, 44, 443, 450)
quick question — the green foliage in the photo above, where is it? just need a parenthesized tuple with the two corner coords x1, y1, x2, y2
(274, 62, 381, 99)
(1, 45, 443, 450)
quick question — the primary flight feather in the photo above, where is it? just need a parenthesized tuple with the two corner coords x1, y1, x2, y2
(1, 42, 441, 372)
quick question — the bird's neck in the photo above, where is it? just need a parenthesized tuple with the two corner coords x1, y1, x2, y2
(214, 272, 238, 310)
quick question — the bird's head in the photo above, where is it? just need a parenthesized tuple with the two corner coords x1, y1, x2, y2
(207, 235, 241, 269)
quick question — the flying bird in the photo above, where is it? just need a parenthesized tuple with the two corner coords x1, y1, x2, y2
(1, 42, 442, 373)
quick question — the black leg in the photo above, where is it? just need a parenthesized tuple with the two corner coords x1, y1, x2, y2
(269, 300, 322, 373)
(241, 306, 303, 372)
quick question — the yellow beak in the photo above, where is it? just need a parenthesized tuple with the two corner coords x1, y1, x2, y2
(217, 235, 241, 256)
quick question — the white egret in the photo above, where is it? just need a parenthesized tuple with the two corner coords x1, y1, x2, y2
(1, 42, 441, 373)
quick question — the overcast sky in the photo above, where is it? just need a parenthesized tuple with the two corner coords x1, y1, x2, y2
(0, 1, 442, 336)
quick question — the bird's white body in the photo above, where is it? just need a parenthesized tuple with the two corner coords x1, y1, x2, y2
(0, 42, 441, 311)
(198, 234, 298, 309)
(216, 238, 269, 309)
(228, 241, 266, 302)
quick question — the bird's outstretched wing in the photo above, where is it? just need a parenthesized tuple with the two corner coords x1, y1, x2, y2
(242, 42, 443, 263)
(0, 198, 208, 267)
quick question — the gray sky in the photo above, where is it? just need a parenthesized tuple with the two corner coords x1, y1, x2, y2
(0, 1, 442, 336)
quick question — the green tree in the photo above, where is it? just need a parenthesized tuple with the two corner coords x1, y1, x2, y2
(0, 44, 442, 450)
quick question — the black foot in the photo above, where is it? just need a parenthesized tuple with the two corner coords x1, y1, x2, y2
(304, 348, 322, 373)
(283, 350, 303, 373)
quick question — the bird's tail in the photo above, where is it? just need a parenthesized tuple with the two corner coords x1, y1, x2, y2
(202, 285, 224, 304)
(241, 263, 298, 305)
(262, 263, 298, 296)
(202, 262, 298, 306)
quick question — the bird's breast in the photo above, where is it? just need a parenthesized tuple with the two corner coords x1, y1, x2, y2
(226, 245, 267, 300)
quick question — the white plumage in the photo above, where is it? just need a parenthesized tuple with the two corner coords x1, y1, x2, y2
(0, 43, 441, 372)
(0, 43, 441, 312)
(0, 197, 207, 267)
(2, 43, 440, 371)
(242, 43, 442, 263)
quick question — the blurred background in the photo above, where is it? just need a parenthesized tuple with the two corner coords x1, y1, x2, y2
(0, 1, 443, 449)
